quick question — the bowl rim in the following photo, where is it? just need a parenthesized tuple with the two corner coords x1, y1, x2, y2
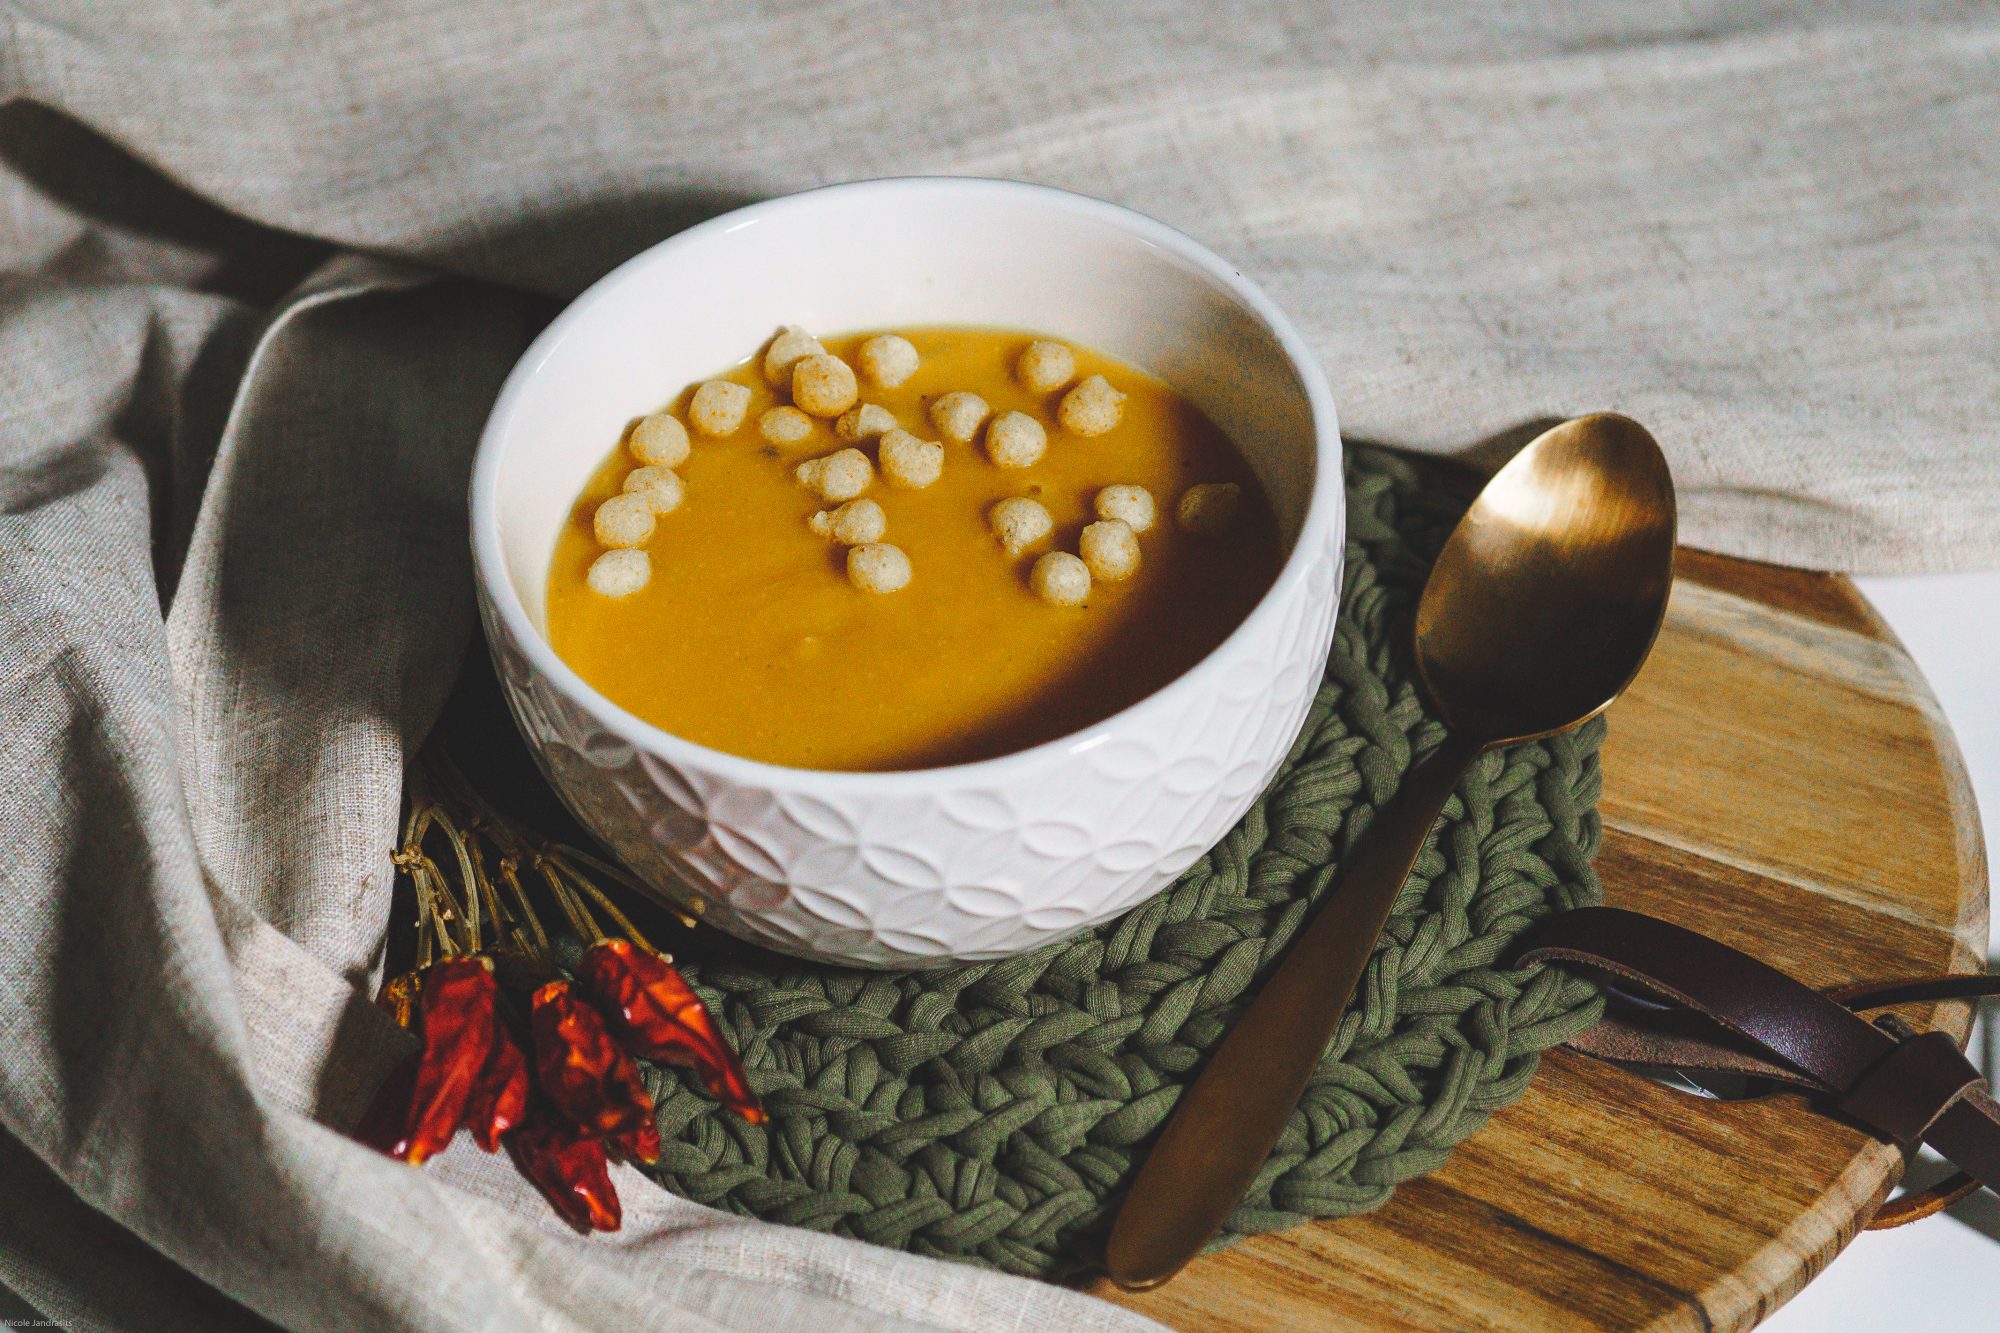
(469, 175, 1343, 793)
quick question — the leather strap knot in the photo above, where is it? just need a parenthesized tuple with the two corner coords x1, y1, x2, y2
(1513, 907, 2000, 1229)
(1836, 1025, 1982, 1146)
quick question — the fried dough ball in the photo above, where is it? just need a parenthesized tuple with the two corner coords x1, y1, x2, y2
(794, 447, 874, 502)
(928, 391, 990, 446)
(593, 492, 656, 548)
(629, 412, 690, 468)
(622, 465, 684, 515)
(1079, 518, 1140, 582)
(988, 496, 1054, 556)
(792, 354, 859, 417)
(879, 428, 944, 489)
(763, 326, 826, 387)
(1029, 551, 1091, 606)
(1057, 373, 1125, 436)
(1094, 484, 1156, 533)
(586, 549, 650, 597)
(857, 334, 919, 388)
(689, 380, 752, 436)
(758, 405, 815, 447)
(1176, 482, 1243, 535)
(835, 403, 899, 442)
(847, 542, 912, 593)
(1016, 340, 1076, 394)
(808, 497, 887, 545)
(984, 411, 1047, 469)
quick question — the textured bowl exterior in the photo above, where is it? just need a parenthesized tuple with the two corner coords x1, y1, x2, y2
(471, 178, 1343, 968)
(480, 537, 1341, 967)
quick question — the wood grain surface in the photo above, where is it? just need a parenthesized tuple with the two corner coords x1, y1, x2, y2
(1084, 550, 1990, 1331)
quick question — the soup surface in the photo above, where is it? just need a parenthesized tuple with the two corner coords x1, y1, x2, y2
(547, 326, 1284, 771)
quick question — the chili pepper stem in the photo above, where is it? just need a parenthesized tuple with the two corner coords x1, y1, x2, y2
(495, 855, 553, 955)
(461, 835, 517, 959)
(395, 802, 479, 962)
(563, 845, 694, 936)
(426, 805, 484, 955)
(422, 852, 475, 959)
(538, 857, 603, 945)
(553, 860, 653, 955)
(415, 743, 696, 942)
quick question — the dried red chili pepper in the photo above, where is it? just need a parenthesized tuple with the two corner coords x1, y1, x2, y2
(463, 1026, 530, 1152)
(531, 979, 653, 1137)
(506, 1108, 622, 1232)
(401, 956, 500, 1165)
(607, 1117, 662, 1166)
(579, 939, 765, 1124)
(355, 1054, 419, 1156)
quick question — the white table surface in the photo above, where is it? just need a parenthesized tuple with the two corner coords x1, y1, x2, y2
(1763, 570, 2000, 1333)
(2, 572, 1992, 1331)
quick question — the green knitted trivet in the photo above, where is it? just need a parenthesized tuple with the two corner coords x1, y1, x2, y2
(639, 446, 1606, 1277)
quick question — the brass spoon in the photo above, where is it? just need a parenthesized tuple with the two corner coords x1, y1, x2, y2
(1104, 414, 1677, 1290)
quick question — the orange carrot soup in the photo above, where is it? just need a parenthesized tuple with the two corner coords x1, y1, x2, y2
(546, 326, 1283, 771)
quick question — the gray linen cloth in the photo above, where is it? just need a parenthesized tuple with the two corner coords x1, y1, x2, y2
(1, 2, 1994, 1329)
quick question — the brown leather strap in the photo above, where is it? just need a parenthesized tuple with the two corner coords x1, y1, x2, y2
(1835, 974, 2000, 1010)
(1869, 1169, 1982, 1228)
(1514, 908, 2000, 1229)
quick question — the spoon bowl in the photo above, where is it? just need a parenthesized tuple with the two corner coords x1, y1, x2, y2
(1416, 414, 1676, 745)
(1105, 413, 1677, 1290)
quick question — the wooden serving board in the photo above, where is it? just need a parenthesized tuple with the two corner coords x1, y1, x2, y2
(1085, 549, 1989, 1331)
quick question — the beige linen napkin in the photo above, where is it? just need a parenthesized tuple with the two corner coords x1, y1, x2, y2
(1, 2, 1996, 1329)
(9, 1, 1995, 573)
(0, 242, 1164, 1331)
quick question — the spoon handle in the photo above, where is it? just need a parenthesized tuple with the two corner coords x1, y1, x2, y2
(1103, 732, 1482, 1290)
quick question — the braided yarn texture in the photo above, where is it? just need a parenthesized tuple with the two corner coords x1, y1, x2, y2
(639, 447, 1606, 1276)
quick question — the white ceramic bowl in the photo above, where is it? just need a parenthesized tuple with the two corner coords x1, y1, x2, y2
(471, 178, 1343, 968)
